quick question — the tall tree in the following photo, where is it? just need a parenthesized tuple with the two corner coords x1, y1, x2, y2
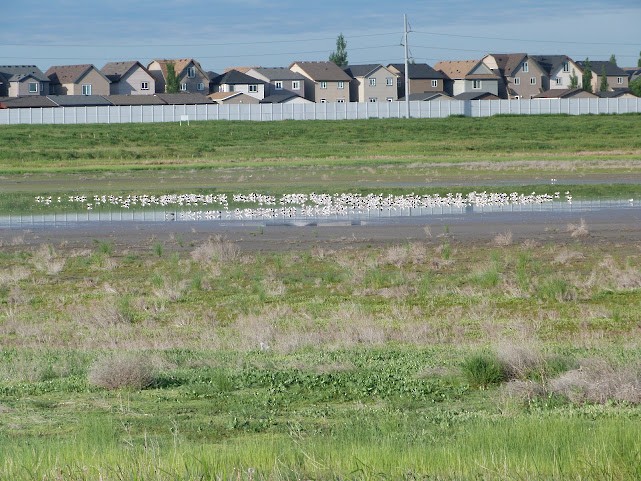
(569, 69, 579, 89)
(581, 58, 593, 93)
(609, 54, 617, 66)
(329, 33, 348, 68)
(165, 62, 180, 93)
(599, 65, 609, 92)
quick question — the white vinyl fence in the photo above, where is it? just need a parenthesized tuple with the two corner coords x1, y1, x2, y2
(0, 98, 639, 125)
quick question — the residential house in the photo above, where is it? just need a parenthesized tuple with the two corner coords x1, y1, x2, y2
(210, 70, 266, 100)
(576, 60, 629, 92)
(386, 63, 444, 99)
(401, 92, 451, 101)
(0, 96, 58, 109)
(289, 61, 352, 103)
(482, 53, 547, 98)
(101, 61, 156, 95)
(434, 60, 500, 97)
(343, 64, 398, 103)
(45, 64, 110, 96)
(532, 88, 597, 99)
(207, 92, 260, 104)
(47, 95, 113, 106)
(0, 65, 50, 97)
(623, 67, 641, 83)
(595, 89, 637, 99)
(147, 58, 209, 94)
(154, 93, 213, 105)
(531, 55, 582, 90)
(245, 67, 307, 98)
(453, 92, 500, 100)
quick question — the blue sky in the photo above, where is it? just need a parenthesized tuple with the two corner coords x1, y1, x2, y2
(1, 1, 639, 73)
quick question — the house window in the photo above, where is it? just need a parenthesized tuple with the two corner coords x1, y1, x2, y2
(197, 83, 204, 91)
(249, 84, 258, 93)
(514, 77, 520, 85)
(82, 84, 92, 95)
(337, 81, 344, 89)
(320, 81, 327, 89)
(368, 78, 376, 87)
(292, 80, 300, 90)
(563, 62, 569, 72)
(473, 80, 482, 89)
(320, 98, 327, 103)
(275, 81, 283, 90)
(522, 62, 529, 73)
(187, 67, 196, 78)
(337, 98, 345, 103)
(617, 77, 623, 84)
(530, 77, 536, 85)
(28, 82, 38, 93)
(368, 97, 377, 102)
(386, 97, 394, 102)
(555, 78, 562, 85)
(141, 81, 149, 90)
(431, 80, 438, 88)
(386, 77, 394, 86)
(180, 83, 187, 91)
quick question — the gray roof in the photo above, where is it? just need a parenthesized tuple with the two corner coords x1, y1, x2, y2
(401, 92, 451, 101)
(48, 95, 113, 106)
(0, 96, 58, 108)
(388, 63, 445, 79)
(0, 65, 49, 82)
(530, 55, 572, 75)
(576, 61, 627, 76)
(212, 70, 265, 85)
(344, 64, 384, 78)
(595, 89, 632, 98)
(101, 61, 150, 83)
(105, 95, 166, 106)
(155, 93, 214, 104)
(453, 92, 500, 100)
(260, 93, 304, 103)
(290, 61, 352, 81)
(252, 67, 306, 81)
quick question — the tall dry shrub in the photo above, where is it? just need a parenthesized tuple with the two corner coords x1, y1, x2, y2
(191, 235, 240, 264)
(88, 352, 155, 390)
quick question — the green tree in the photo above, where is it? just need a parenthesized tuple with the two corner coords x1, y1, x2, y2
(630, 77, 641, 97)
(569, 69, 579, 89)
(165, 62, 180, 93)
(329, 33, 348, 68)
(599, 65, 609, 92)
(609, 54, 617, 66)
(638, 50, 641, 68)
(581, 58, 593, 93)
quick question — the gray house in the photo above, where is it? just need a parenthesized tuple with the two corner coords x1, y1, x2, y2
(482, 53, 547, 99)
(0, 65, 50, 97)
(531, 55, 582, 90)
(246, 67, 307, 98)
(289, 61, 352, 103)
(435, 60, 500, 97)
(343, 64, 398, 102)
(210, 70, 266, 100)
(101, 61, 156, 95)
(387, 63, 445, 99)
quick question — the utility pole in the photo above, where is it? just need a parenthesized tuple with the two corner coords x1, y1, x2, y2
(403, 14, 410, 118)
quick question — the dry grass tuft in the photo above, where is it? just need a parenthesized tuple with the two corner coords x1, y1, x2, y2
(496, 342, 544, 380)
(88, 352, 156, 390)
(494, 230, 513, 247)
(31, 244, 65, 275)
(553, 248, 585, 265)
(549, 358, 641, 404)
(502, 379, 546, 402)
(191, 235, 240, 264)
(567, 218, 589, 238)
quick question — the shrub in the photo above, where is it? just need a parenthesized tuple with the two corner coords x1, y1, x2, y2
(191, 235, 240, 264)
(88, 352, 155, 390)
(462, 352, 506, 388)
(496, 342, 543, 380)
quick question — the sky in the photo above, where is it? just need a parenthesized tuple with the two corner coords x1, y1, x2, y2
(1, 1, 640, 74)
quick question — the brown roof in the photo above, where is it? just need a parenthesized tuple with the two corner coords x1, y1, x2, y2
(434, 60, 478, 79)
(45, 64, 108, 84)
(223, 66, 258, 73)
(149, 58, 204, 80)
(154, 93, 213, 104)
(101, 61, 150, 82)
(486, 53, 527, 76)
(533, 88, 596, 99)
(290, 61, 352, 81)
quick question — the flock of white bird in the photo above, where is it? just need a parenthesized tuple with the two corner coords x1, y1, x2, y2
(34, 191, 571, 220)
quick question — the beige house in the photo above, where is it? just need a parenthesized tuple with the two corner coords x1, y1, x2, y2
(482, 53, 547, 99)
(531, 55, 582, 90)
(435, 60, 500, 97)
(101, 61, 156, 95)
(45, 64, 110, 96)
(0, 65, 50, 97)
(289, 61, 351, 103)
(147, 58, 209, 94)
(386, 63, 445, 99)
(533, 88, 597, 99)
(343, 64, 398, 102)
(576, 61, 629, 92)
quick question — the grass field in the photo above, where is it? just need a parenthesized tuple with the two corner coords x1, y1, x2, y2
(1, 115, 641, 480)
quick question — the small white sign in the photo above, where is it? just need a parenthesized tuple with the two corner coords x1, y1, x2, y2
(180, 114, 189, 125)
